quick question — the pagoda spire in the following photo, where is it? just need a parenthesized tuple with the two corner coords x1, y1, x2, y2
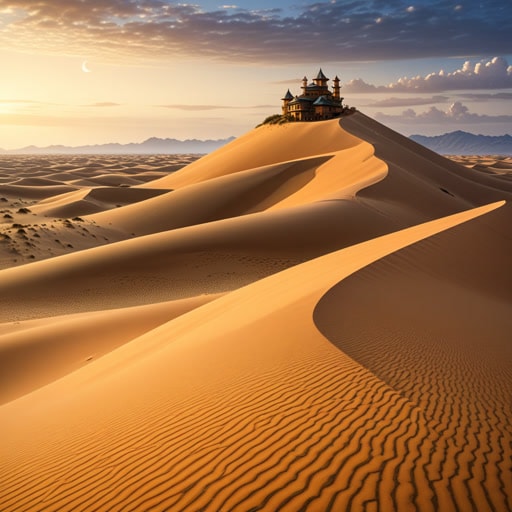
(314, 68, 329, 88)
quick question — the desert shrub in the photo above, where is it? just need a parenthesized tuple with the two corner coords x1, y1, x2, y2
(257, 114, 294, 127)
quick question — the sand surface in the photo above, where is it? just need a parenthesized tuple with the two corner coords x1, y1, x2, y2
(1, 115, 511, 511)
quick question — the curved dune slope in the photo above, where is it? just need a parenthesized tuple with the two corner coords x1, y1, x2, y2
(0, 183, 77, 199)
(147, 119, 364, 189)
(1, 114, 511, 511)
(314, 202, 512, 512)
(341, 114, 512, 222)
(0, 294, 223, 405)
(89, 155, 333, 235)
(32, 186, 170, 217)
(0, 202, 505, 512)
(89, 122, 385, 236)
(88, 115, 511, 241)
(0, 198, 399, 321)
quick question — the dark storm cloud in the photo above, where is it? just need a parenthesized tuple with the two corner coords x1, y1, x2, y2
(0, 0, 511, 63)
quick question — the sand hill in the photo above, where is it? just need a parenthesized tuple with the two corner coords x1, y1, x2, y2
(1, 113, 511, 511)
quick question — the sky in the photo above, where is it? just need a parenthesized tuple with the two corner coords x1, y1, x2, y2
(0, 0, 511, 149)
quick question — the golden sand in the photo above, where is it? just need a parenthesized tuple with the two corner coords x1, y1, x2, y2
(0, 116, 511, 511)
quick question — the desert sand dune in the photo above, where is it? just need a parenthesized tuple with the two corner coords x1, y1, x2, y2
(0, 294, 222, 405)
(0, 155, 200, 269)
(0, 212, 127, 270)
(341, 114, 512, 221)
(0, 183, 78, 199)
(314, 202, 512, 512)
(80, 173, 147, 187)
(11, 177, 66, 187)
(89, 154, 338, 235)
(0, 201, 506, 511)
(0, 198, 401, 321)
(0, 113, 511, 511)
(41, 171, 84, 181)
(147, 119, 364, 189)
(32, 186, 169, 218)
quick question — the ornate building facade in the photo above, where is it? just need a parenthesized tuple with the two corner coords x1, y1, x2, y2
(282, 69, 344, 121)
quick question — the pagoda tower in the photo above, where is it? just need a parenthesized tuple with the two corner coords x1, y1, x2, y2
(301, 76, 308, 95)
(281, 89, 294, 115)
(332, 75, 341, 99)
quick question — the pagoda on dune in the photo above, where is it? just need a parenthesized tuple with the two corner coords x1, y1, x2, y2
(281, 69, 344, 121)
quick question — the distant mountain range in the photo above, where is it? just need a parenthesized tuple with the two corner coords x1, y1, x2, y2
(3, 130, 511, 156)
(410, 131, 512, 155)
(0, 136, 236, 155)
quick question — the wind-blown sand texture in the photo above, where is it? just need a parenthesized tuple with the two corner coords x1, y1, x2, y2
(1, 114, 511, 511)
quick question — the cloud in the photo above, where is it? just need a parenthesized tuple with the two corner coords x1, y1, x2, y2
(0, 99, 62, 108)
(365, 95, 449, 107)
(0, 0, 510, 63)
(374, 101, 512, 124)
(84, 102, 121, 107)
(458, 92, 512, 101)
(344, 57, 512, 93)
(158, 104, 233, 111)
(0, 112, 90, 126)
(157, 104, 273, 110)
(0, 99, 43, 104)
(271, 79, 303, 86)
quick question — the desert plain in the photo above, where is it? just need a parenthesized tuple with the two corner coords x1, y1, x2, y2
(0, 112, 511, 511)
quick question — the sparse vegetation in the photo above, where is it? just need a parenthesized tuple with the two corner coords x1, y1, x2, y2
(256, 114, 294, 127)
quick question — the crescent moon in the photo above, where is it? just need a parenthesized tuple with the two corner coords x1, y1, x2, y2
(82, 61, 92, 73)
